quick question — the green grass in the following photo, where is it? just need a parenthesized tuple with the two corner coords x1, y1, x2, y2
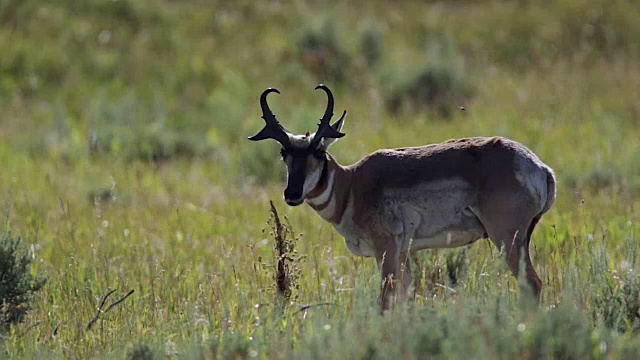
(1, 0, 640, 358)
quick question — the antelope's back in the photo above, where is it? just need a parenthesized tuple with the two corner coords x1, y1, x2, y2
(349, 136, 555, 212)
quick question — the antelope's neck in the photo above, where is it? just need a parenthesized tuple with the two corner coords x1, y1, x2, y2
(305, 155, 352, 225)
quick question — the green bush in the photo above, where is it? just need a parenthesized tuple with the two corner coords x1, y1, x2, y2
(386, 34, 472, 118)
(296, 19, 351, 84)
(524, 306, 598, 359)
(0, 229, 46, 331)
(126, 343, 157, 360)
(206, 332, 252, 359)
(359, 23, 384, 69)
(589, 232, 640, 333)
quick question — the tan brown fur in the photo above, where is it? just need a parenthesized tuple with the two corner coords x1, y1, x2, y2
(303, 136, 556, 311)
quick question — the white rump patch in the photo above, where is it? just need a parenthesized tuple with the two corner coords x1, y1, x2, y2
(514, 158, 547, 209)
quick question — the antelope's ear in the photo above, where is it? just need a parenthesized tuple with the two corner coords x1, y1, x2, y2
(321, 111, 347, 149)
(331, 112, 346, 133)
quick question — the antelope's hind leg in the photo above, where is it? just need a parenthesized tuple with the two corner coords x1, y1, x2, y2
(474, 207, 543, 301)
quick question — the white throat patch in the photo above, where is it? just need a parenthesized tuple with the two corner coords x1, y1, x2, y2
(306, 169, 334, 206)
(302, 163, 324, 197)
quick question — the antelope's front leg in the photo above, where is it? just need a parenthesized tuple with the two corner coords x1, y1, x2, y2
(376, 244, 402, 313)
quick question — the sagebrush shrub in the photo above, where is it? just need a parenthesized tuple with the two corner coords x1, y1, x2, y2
(387, 63, 472, 118)
(126, 343, 156, 360)
(0, 229, 46, 330)
(386, 35, 472, 118)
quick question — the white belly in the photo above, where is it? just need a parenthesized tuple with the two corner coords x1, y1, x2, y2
(411, 229, 484, 250)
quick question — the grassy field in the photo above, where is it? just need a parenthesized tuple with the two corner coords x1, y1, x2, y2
(1, 0, 640, 358)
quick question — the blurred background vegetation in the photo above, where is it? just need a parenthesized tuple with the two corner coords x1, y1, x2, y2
(1, 0, 640, 358)
(1, 0, 639, 191)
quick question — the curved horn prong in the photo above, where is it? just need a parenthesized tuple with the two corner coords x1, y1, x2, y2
(333, 110, 347, 129)
(248, 88, 291, 146)
(315, 84, 334, 125)
(309, 84, 345, 150)
(260, 88, 280, 126)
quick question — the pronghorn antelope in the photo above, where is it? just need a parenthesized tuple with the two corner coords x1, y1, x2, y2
(249, 85, 556, 310)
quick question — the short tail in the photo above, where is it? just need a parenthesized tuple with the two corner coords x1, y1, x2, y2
(541, 167, 556, 214)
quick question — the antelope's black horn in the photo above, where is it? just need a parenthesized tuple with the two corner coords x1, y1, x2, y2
(315, 84, 334, 126)
(248, 88, 290, 146)
(308, 85, 345, 150)
(260, 88, 280, 126)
